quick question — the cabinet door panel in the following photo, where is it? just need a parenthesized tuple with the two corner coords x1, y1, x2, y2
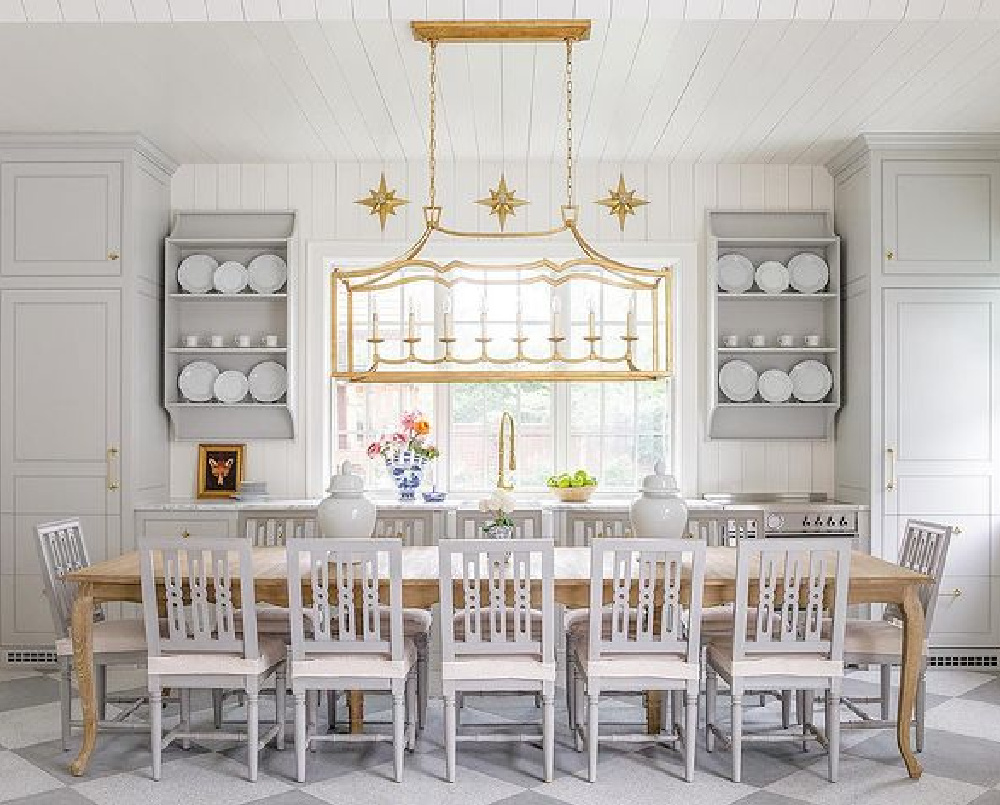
(0, 290, 121, 515)
(930, 575, 1000, 647)
(1, 162, 122, 277)
(882, 160, 1000, 275)
(883, 289, 1000, 517)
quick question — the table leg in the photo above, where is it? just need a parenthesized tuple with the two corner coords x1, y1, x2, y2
(348, 691, 365, 733)
(898, 586, 925, 780)
(69, 584, 96, 777)
(646, 691, 662, 734)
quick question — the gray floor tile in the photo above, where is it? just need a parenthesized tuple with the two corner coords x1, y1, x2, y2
(961, 678, 1000, 706)
(846, 727, 1000, 787)
(3, 790, 93, 805)
(970, 793, 1000, 805)
(731, 794, 814, 805)
(0, 677, 61, 712)
(491, 792, 575, 805)
(0, 751, 64, 803)
(241, 792, 331, 805)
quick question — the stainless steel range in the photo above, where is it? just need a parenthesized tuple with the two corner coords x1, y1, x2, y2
(702, 493, 867, 544)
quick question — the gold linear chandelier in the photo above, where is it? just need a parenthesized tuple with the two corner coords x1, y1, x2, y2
(330, 20, 673, 384)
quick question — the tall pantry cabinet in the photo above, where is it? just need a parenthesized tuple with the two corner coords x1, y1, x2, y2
(0, 136, 175, 652)
(829, 134, 1000, 658)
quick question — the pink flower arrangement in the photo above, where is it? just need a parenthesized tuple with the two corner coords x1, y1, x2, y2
(367, 410, 440, 461)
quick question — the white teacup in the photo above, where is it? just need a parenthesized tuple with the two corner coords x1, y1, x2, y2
(804, 334, 821, 347)
(209, 335, 225, 348)
(234, 334, 252, 348)
(778, 334, 795, 348)
(750, 334, 766, 348)
(182, 335, 200, 348)
(722, 334, 739, 348)
(261, 334, 280, 348)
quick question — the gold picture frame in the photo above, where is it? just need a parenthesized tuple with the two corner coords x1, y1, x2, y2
(196, 444, 245, 500)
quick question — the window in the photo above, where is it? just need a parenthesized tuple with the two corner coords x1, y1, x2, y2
(330, 261, 671, 493)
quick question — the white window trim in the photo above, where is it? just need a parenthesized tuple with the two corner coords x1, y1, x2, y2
(305, 239, 699, 498)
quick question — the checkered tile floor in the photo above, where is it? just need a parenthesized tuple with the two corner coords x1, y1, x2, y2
(1, 664, 999, 805)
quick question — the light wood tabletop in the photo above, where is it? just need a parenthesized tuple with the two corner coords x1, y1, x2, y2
(65, 545, 931, 779)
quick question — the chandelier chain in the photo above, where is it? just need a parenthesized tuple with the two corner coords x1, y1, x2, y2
(565, 38, 574, 209)
(428, 39, 438, 211)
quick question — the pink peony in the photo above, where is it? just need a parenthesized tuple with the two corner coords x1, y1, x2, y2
(366, 442, 381, 458)
(391, 432, 407, 443)
(400, 410, 418, 431)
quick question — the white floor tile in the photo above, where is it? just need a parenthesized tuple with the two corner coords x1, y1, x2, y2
(73, 751, 291, 805)
(846, 667, 997, 698)
(767, 755, 985, 805)
(925, 698, 1000, 743)
(0, 749, 64, 802)
(0, 668, 48, 684)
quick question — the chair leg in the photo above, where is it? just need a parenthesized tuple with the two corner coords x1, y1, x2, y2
(671, 691, 683, 735)
(150, 688, 163, 782)
(307, 691, 318, 751)
(275, 668, 287, 751)
(587, 693, 599, 783)
(705, 667, 717, 753)
(567, 662, 577, 735)
(60, 658, 72, 751)
(96, 664, 107, 722)
(802, 690, 814, 752)
(406, 675, 418, 751)
(455, 691, 463, 727)
(916, 670, 926, 753)
(543, 694, 554, 783)
(573, 671, 585, 752)
(684, 690, 698, 783)
(444, 694, 456, 783)
(880, 664, 891, 721)
(180, 689, 191, 750)
(247, 692, 259, 783)
(212, 690, 223, 729)
(826, 687, 841, 782)
(294, 693, 306, 783)
(417, 636, 429, 732)
(327, 691, 337, 732)
(781, 690, 792, 729)
(392, 692, 405, 783)
(731, 691, 743, 784)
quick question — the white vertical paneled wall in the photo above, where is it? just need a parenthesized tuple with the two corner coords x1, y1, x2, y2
(169, 160, 835, 498)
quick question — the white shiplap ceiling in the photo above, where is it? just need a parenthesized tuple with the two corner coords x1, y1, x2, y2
(2, 11, 1000, 164)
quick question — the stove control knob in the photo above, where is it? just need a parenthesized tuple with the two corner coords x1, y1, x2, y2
(802, 516, 812, 528)
(827, 516, 837, 528)
(839, 516, 849, 528)
(766, 513, 784, 531)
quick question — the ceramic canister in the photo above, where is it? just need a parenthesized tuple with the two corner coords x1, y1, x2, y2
(629, 460, 688, 538)
(317, 460, 377, 537)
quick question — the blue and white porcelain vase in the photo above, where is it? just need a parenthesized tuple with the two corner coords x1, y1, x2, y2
(385, 450, 428, 502)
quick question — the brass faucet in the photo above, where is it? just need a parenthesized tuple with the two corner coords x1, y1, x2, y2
(497, 411, 516, 490)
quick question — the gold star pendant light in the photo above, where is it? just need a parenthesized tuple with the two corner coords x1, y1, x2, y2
(476, 173, 529, 231)
(597, 173, 648, 231)
(355, 172, 408, 231)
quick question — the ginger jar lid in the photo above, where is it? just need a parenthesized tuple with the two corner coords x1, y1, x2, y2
(327, 460, 365, 497)
(638, 460, 680, 498)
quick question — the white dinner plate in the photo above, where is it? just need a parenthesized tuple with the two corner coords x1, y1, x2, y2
(248, 361, 287, 403)
(755, 260, 790, 294)
(758, 369, 793, 403)
(716, 254, 755, 293)
(177, 361, 219, 402)
(177, 254, 218, 294)
(719, 360, 758, 402)
(789, 360, 833, 402)
(214, 370, 249, 404)
(213, 261, 249, 295)
(788, 253, 830, 294)
(248, 254, 287, 294)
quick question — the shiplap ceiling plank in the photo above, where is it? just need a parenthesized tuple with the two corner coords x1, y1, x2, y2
(133, 0, 171, 21)
(0, 0, 25, 21)
(205, 0, 245, 21)
(96, 0, 135, 21)
(22, 0, 61, 22)
(167, 0, 208, 21)
(499, 42, 535, 169)
(466, 42, 502, 159)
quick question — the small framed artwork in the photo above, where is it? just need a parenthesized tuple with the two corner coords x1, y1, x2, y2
(196, 444, 245, 499)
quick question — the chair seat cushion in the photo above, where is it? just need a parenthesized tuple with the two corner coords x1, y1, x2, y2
(147, 635, 287, 678)
(842, 619, 914, 659)
(55, 618, 147, 657)
(572, 634, 698, 681)
(706, 640, 844, 679)
(442, 655, 556, 683)
(291, 638, 417, 682)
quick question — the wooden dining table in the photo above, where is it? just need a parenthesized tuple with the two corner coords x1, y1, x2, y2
(65, 545, 931, 780)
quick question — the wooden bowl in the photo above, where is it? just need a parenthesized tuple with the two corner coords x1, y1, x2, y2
(549, 486, 596, 503)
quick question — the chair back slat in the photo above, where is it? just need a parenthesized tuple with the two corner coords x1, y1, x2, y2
(733, 536, 851, 662)
(565, 510, 632, 546)
(884, 519, 953, 630)
(439, 538, 554, 663)
(140, 536, 256, 658)
(683, 509, 764, 546)
(242, 514, 317, 546)
(286, 538, 403, 660)
(35, 519, 100, 637)
(590, 538, 705, 663)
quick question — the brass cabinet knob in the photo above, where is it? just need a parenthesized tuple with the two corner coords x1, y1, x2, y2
(181, 530, 190, 539)
(107, 250, 120, 261)
(885, 249, 894, 261)
(953, 525, 963, 534)
(939, 588, 962, 597)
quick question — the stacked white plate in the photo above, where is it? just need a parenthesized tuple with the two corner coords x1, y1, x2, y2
(248, 254, 287, 294)
(788, 253, 829, 294)
(177, 255, 218, 294)
(755, 260, 790, 294)
(716, 254, 754, 293)
(248, 361, 287, 402)
(758, 369, 793, 403)
(789, 360, 833, 402)
(719, 360, 758, 402)
(178, 361, 219, 402)
(214, 261, 249, 294)
(214, 370, 249, 403)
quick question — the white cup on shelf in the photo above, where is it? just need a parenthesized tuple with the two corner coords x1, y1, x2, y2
(804, 334, 821, 347)
(722, 334, 739, 348)
(750, 334, 766, 348)
(234, 334, 252, 348)
(209, 334, 225, 348)
(778, 334, 795, 348)
(261, 334, 280, 348)
(182, 335, 200, 348)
